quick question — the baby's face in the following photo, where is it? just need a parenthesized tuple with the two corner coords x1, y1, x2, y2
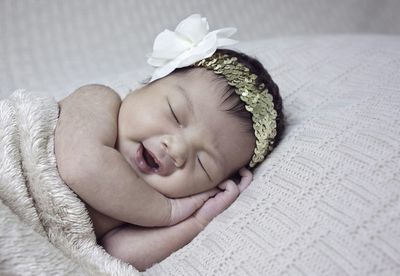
(117, 69, 255, 198)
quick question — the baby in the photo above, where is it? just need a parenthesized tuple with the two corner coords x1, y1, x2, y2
(54, 16, 284, 271)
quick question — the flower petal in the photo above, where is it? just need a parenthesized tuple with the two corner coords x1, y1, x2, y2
(147, 14, 239, 82)
(150, 57, 182, 82)
(150, 33, 217, 81)
(176, 34, 217, 67)
(150, 29, 189, 60)
(216, 37, 238, 47)
(209, 28, 238, 47)
(147, 55, 169, 67)
(175, 14, 209, 44)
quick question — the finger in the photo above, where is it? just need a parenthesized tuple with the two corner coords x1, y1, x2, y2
(206, 187, 221, 197)
(203, 187, 220, 197)
(239, 167, 252, 178)
(218, 179, 240, 198)
(218, 179, 237, 191)
(214, 181, 239, 207)
(237, 167, 253, 193)
(192, 187, 220, 202)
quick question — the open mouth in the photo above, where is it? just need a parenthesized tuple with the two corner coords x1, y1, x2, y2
(142, 146, 159, 170)
(135, 143, 160, 174)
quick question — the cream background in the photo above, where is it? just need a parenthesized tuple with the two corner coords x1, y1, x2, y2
(1, 1, 399, 275)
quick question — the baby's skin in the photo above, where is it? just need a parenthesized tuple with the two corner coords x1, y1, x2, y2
(55, 68, 255, 271)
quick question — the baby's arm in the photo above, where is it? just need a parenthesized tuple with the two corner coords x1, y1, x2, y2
(100, 168, 253, 271)
(55, 84, 212, 227)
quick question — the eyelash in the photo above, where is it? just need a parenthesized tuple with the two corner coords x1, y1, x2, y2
(197, 155, 211, 181)
(168, 100, 179, 124)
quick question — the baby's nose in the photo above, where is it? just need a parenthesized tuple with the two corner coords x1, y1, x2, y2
(162, 134, 188, 168)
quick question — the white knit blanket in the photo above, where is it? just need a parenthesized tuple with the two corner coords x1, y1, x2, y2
(143, 35, 400, 275)
(1, 35, 400, 276)
(0, 90, 139, 275)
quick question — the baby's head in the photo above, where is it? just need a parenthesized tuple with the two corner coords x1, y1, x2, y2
(117, 49, 284, 198)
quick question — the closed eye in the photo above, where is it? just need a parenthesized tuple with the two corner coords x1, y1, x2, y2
(197, 155, 212, 182)
(167, 99, 179, 124)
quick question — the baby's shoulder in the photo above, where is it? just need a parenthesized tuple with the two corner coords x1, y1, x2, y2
(58, 84, 121, 106)
(75, 84, 121, 101)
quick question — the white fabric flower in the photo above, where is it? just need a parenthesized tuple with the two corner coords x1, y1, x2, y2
(147, 14, 238, 82)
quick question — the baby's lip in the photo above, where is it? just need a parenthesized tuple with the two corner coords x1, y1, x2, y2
(135, 143, 164, 175)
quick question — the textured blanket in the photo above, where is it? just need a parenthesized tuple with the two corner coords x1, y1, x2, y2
(0, 90, 139, 275)
(1, 35, 400, 276)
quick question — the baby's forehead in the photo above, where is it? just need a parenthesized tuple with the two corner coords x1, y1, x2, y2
(175, 70, 253, 145)
(172, 68, 230, 101)
(171, 68, 250, 125)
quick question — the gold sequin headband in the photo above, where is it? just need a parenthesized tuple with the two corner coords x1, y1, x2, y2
(193, 52, 277, 167)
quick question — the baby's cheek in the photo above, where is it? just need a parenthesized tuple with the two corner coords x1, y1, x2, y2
(188, 173, 217, 194)
(143, 168, 214, 198)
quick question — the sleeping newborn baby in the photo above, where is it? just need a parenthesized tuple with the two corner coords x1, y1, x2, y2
(54, 14, 283, 271)
(55, 48, 283, 271)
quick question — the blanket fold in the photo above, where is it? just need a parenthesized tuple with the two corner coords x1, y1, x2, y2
(0, 90, 138, 275)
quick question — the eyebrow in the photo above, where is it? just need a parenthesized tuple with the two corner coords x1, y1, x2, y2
(176, 85, 195, 117)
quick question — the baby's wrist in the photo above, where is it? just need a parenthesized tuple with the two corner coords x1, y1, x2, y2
(189, 215, 207, 232)
(191, 210, 212, 230)
(168, 198, 177, 226)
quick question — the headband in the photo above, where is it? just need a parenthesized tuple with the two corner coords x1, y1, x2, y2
(147, 14, 277, 167)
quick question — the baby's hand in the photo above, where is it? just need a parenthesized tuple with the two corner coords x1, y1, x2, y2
(192, 168, 253, 229)
(168, 188, 220, 226)
(167, 168, 253, 226)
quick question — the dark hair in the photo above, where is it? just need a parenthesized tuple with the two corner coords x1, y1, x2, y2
(217, 49, 284, 153)
(172, 49, 285, 168)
